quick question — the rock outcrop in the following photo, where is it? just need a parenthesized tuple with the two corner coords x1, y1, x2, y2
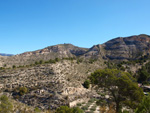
(102, 34, 150, 60)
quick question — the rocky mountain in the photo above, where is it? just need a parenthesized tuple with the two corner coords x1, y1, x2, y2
(1, 34, 150, 67)
(0, 44, 88, 67)
(82, 34, 150, 60)
(102, 34, 150, 60)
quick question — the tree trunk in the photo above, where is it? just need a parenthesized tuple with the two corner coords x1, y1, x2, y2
(116, 102, 120, 113)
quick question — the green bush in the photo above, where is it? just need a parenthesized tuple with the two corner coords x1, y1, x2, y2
(77, 103, 82, 106)
(135, 94, 150, 113)
(0, 95, 13, 113)
(88, 98, 96, 103)
(81, 106, 88, 110)
(12, 65, 16, 68)
(90, 105, 97, 111)
(34, 107, 41, 113)
(19, 87, 28, 96)
(39, 60, 44, 64)
(56, 106, 83, 113)
(55, 58, 60, 62)
(49, 59, 56, 64)
(83, 80, 90, 89)
(72, 107, 84, 113)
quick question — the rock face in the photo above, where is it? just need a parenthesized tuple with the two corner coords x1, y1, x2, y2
(102, 34, 150, 60)
(80, 34, 150, 60)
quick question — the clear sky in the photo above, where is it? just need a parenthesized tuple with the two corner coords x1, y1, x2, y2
(0, 0, 150, 54)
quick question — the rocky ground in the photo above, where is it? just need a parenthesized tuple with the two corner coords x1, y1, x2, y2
(75, 98, 112, 113)
(0, 59, 104, 110)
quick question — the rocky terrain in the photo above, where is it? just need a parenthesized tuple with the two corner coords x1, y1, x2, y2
(102, 34, 150, 60)
(1, 34, 150, 112)
(0, 59, 104, 110)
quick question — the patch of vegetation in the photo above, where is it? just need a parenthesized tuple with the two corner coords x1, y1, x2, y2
(77, 58, 83, 64)
(82, 80, 90, 89)
(56, 106, 84, 113)
(89, 68, 144, 113)
(34, 107, 41, 113)
(135, 94, 150, 113)
(90, 105, 97, 111)
(89, 58, 97, 64)
(77, 103, 82, 106)
(136, 61, 150, 84)
(13, 87, 28, 96)
(88, 98, 97, 103)
(0, 95, 13, 113)
(81, 106, 88, 111)
(19, 87, 28, 96)
(12, 65, 16, 69)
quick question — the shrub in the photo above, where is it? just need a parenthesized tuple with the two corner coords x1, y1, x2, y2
(81, 106, 88, 110)
(34, 107, 41, 113)
(39, 60, 44, 64)
(56, 106, 83, 113)
(83, 80, 90, 89)
(12, 65, 16, 68)
(77, 103, 82, 106)
(0, 95, 13, 113)
(72, 107, 84, 113)
(19, 87, 28, 96)
(55, 58, 60, 62)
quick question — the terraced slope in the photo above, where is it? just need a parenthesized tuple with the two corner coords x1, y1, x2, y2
(0, 59, 104, 109)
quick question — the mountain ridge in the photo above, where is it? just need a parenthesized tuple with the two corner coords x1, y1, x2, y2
(1, 34, 150, 67)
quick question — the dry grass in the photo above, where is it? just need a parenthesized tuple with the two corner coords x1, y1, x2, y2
(99, 104, 116, 113)
(107, 104, 116, 113)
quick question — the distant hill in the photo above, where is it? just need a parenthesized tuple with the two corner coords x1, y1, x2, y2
(0, 53, 13, 56)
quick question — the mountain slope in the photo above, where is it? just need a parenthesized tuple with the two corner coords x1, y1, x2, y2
(83, 34, 150, 60)
(103, 34, 150, 60)
(1, 34, 150, 67)
(0, 44, 88, 67)
(1, 34, 150, 110)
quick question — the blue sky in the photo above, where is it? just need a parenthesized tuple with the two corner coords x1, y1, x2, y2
(0, 0, 150, 54)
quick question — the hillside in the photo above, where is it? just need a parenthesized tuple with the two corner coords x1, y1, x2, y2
(0, 34, 150, 112)
(0, 44, 88, 67)
(102, 34, 150, 60)
(0, 59, 104, 110)
(1, 34, 150, 67)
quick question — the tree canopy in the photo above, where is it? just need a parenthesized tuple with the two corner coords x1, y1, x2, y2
(135, 94, 150, 113)
(137, 62, 150, 84)
(89, 68, 144, 113)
